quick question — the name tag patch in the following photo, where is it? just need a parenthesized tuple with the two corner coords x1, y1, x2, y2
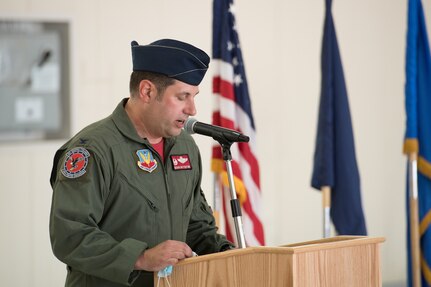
(171, 154, 192, 170)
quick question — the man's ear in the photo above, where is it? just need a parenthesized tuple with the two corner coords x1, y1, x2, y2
(138, 80, 154, 102)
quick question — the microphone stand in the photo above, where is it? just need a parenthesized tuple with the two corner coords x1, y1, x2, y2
(218, 140, 247, 249)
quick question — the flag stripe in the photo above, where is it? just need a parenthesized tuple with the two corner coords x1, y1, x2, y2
(242, 197, 265, 245)
(213, 77, 235, 101)
(212, 139, 261, 191)
(212, 93, 258, 148)
(220, 180, 264, 246)
(212, 111, 259, 168)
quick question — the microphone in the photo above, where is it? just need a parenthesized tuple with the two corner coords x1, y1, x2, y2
(184, 118, 249, 143)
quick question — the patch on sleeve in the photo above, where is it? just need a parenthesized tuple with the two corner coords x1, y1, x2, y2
(170, 154, 192, 170)
(61, 147, 91, 179)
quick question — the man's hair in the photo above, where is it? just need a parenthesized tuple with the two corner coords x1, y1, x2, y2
(129, 71, 175, 99)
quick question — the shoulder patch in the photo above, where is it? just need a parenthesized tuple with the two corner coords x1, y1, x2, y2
(61, 147, 91, 179)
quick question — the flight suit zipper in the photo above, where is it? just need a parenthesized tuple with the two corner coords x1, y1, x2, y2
(147, 144, 174, 240)
(162, 167, 173, 240)
(163, 140, 175, 240)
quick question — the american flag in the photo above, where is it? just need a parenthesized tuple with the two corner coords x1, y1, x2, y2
(211, 0, 265, 246)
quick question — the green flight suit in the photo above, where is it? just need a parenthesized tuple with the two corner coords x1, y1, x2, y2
(49, 99, 233, 286)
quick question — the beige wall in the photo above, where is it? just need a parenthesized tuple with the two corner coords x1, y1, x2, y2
(1, 0, 429, 285)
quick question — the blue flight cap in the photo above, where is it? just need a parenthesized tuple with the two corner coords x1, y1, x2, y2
(131, 39, 210, 86)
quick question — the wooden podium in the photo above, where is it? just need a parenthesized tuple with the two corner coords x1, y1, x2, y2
(154, 236, 385, 287)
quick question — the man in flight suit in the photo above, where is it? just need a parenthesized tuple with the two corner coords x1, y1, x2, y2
(49, 39, 234, 287)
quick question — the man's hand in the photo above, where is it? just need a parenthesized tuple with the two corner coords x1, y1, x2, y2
(134, 240, 193, 271)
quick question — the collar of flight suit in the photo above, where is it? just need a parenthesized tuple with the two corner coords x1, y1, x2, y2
(111, 98, 177, 149)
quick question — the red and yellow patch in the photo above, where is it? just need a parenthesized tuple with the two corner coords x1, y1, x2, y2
(136, 149, 158, 173)
(61, 147, 90, 179)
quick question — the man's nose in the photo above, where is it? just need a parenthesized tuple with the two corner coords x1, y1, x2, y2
(185, 99, 197, 116)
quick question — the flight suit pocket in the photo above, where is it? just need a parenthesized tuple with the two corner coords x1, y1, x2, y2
(107, 171, 159, 247)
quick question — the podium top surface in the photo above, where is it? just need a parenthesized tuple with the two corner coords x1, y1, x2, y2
(176, 236, 385, 266)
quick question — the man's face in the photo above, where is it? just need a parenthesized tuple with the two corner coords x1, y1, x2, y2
(149, 80, 199, 138)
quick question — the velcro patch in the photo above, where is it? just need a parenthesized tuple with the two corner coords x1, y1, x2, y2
(171, 154, 192, 170)
(136, 149, 158, 173)
(61, 147, 90, 179)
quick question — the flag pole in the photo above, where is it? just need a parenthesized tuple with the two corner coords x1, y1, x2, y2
(408, 152, 421, 287)
(322, 186, 331, 238)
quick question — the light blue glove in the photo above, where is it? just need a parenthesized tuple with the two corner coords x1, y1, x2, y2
(157, 251, 198, 278)
(157, 265, 173, 278)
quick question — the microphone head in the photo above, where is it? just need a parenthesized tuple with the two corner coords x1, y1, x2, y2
(184, 117, 198, 134)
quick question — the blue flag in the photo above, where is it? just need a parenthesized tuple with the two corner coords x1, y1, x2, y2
(404, 0, 431, 286)
(311, 0, 367, 235)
